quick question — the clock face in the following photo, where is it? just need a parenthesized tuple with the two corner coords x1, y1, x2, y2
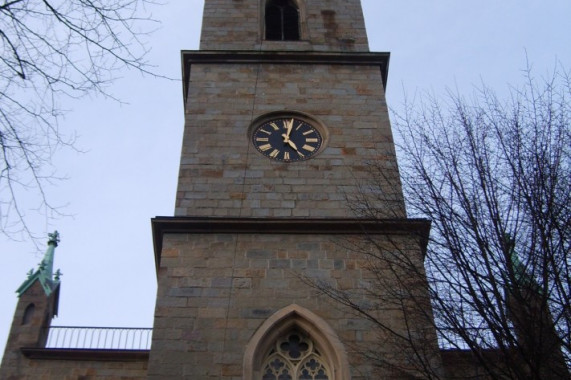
(252, 117, 323, 162)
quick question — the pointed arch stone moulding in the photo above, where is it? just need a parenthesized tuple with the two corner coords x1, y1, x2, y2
(243, 304, 351, 380)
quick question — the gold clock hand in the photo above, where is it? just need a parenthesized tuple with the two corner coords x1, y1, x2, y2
(286, 139, 299, 152)
(285, 119, 294, 140)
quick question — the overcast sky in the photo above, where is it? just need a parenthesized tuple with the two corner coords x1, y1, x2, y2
(1, 0, 570, 359)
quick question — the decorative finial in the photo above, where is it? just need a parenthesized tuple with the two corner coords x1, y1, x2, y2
(54, 269, 62, 282)
(48, 230, 60, 246)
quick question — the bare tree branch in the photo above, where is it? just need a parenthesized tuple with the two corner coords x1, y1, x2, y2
(311, 65, 570, 379)
(0, 0, 160, 243)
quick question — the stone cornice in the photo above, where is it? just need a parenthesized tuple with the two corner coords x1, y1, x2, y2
(180, 50, 390, 105)
(21, 348, 149, 362)
(151, 217, 430, 275)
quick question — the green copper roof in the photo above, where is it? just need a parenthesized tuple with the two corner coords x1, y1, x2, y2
(505, 233, 538, 290)
(16, 231, 61, 297)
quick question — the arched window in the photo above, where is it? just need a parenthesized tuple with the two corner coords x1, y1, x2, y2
(265, 0, 300, 41)
(261, 330, 330, 380)
(22, 303, 35, 325)
(244, 305, 350, 380)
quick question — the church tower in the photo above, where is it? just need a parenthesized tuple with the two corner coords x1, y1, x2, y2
(148, 1, 436, 379)
(0, 232, 61, 375)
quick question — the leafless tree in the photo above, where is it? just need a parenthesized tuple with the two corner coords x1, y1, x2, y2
(314, 67, 570, 379)
(0, 0, 158, 241)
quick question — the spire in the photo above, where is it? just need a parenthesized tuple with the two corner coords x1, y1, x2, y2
(16, 231, 62, 297)
(42, 231, 59, 281)
(505, 233, 537, 290)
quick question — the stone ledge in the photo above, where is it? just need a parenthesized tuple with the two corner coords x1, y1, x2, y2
(20, 348, 150, 362)
(181, 50, 390, 104)
(151, 217, 430, 274)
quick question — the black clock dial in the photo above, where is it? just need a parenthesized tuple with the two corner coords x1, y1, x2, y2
(252, 118, 323, 162)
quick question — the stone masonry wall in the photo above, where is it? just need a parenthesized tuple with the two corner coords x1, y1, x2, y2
(1, 281, 54, 359)
(175, 62, 405, 219)
(147, 232, 434, 379)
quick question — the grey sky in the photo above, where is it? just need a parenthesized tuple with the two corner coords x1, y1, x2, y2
(1, 0, 570, 359)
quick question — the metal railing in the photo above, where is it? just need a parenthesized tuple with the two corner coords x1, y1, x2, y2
(45, 326, 152, 350)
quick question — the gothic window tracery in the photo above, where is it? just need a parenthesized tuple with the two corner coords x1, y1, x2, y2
(261, 331, 330, 380)
(265, 0, 300, 41)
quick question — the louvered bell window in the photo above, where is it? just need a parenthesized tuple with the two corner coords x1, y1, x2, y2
(265, 0, 300, 41)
